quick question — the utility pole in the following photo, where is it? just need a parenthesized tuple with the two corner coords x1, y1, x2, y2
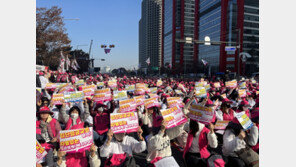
(88, 40, 93, 68)
(237, 28, 241, 79)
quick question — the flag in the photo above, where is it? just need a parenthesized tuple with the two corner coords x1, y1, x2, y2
(104, 48, 111, 54)
(74, 59, 80, 69)
(66, 55, 70, 71)
(146, 57, 150, 65)
(58, 51, 65, 72)
(201, 59, 208, 66)
(71, 60, 77, 71)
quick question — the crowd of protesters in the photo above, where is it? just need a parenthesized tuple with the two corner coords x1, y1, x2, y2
(36, 70, 259, 167)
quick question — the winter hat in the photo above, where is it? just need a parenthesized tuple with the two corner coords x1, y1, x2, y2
(69, 106, 81, 115)
(239, 100, 251, 107)
(39, 71, 44, 76)
(38, 106, 53, 115)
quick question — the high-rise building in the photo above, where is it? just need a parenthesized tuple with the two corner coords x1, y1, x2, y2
(162, 0, 259, 75)
(162, 0, 198, 74)
(139, 0, 163, 71)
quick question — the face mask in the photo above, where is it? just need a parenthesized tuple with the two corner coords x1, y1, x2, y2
(70, 113, 79, 119)
(98, 107, 104, 112)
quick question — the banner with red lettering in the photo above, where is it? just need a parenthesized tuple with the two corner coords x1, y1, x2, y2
(188, 104, 214, 124)
(59, 127, 93, 153)
(110, 112, 139, 134)
(51, 93, 64, 105)
(226, 80, 237, 89)
(134, 96, 145, 106)
(93, 88, 112, 102)
(36, 141, 47, 163)
(45, 83, 58, 89)
(239, 89, 247, 98)
(108, 80, 117, 89)
(119, 98, 137, 113)
(214, 82, 221, 88)
(148, 93, 158, 99)
(160, 106, 187, 129)
(144, 97, 160, 109)
(82, 85, 97, 97)
(167, 97, 184, 108)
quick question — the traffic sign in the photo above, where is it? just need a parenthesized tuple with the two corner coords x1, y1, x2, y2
(225, 46, 236, 52)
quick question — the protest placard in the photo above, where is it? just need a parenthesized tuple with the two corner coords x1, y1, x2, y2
(239, 82, 247, 89)
(108, 80, 117, 89)
(205, 84, 211, 91)
(149, 87, 157, 94)
(175, 89, 183, 95)
(226, 80, 237, 89)
(59, 127, 93, 153)
(239, 89, 247, 98)
(178, 84, 186, 92)
(93, 88, 112, 102)
(195, 87, 207, 98)
(110, 112, 139, 134)
(64, 91, 84, 103)
(45, 83, 57, 89)
(160, 106, 187, 129)
(97, 82, 105, 87)
(156, 80, 162, 87)
(135, 87, 146, 95)
(36, 141, 47, 163)
(58, 83, 73, 93)
(148, 93, 159, 99)
(144, 97, 160, 109)
(215, 120, 230, 130)
(188, 104, 214, 124)
(82, 85, 96, 97)
(235, 112, 253, 130)
(113, 90, 128, 101)
(167, 97, 184, 108)
(51, 93, 64, 105)
(214, 82, 221, 88)
(221, 93, 227, 99)
(134, 96, 145, 106)
(119, 99, 137, 113)
(76, 79, 85, 86)
(125, 85, 136, 92)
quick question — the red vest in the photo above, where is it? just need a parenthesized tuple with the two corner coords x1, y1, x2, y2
(65, 117, 87, 167)
(223, 109, 234, 121)
(36, 118, 58, 138)
(94, 112, 110, 135)
(183, 127, 211, 159)
(65, 117, 84, 130)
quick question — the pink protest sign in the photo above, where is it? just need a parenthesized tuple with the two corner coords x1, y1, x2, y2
(110, 112, 139, 134)
(82, 85, 96, 97)
(160, 106, 187, 129)
(134, 96, 145, 106)
(36, 141, 47, 163)
(214, 120, 230, 130)
(167, 97, 184, 108)
(144, 97, 160, 109)
(51, 93, 64, 105)
(59, 127, 93, 153)
(93, 88, 112, 102)
(188, 104, 214, 125)
(119, 99, 137, 113)
(226, 80, 237, 89)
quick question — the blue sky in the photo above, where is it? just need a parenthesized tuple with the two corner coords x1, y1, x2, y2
(37, 0, 142, 70)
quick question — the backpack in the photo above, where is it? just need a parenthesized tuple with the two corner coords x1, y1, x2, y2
(207, 154, 225, 167)
(105, 153, 138, 167)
